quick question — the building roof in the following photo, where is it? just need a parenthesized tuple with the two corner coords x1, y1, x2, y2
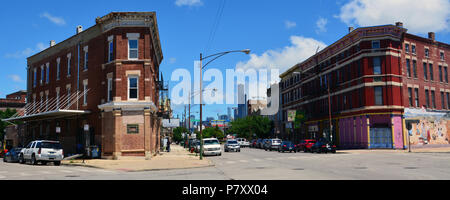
(27, 12, 163, 66)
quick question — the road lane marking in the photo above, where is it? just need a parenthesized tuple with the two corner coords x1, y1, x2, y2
(239, 160, 249, 163)
(72, 168, 91, 172)
(252, 159, 262, 162)
(59, 170, 73, 173)
(226, 161, 236, 164)
(19, 172, 31, 176)
(40, 171, 52, 174)
(0, 175, 6, 179)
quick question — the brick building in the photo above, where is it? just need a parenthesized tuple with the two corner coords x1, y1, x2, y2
(280, 23, 450, 149)
(4, 12, 165, 159)
(0, 90, 26, 111)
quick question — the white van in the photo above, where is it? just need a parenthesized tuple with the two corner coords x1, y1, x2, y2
(236, 138, 250, 148)
(202, 138, 221, 156)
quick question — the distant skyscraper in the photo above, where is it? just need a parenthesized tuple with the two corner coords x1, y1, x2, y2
(237, 84, 248, 119)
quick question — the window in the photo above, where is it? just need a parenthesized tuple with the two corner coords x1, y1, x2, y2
(441, 92, 446, 109)
(425, 89, 430, 108)
(108, 40, 114, 62)
(83, 83, 88, 105)
(127, 124, 139, 134)
(447, 93, 450, 109)
(425, 48, 429, 57)
(56, 58, 60, 80)
(374, 87, 383, 105)
(84, 51, 88, 70)
(373, 57, 381, 75)
(40, 65, 44, 85)
(128, 76, 138, 100)
(431, 90, 436, 109)
(67, 87, 71, 108)
(423, 63, 428, 80)
(128, 39, 138, 59)
(406, 59, 411, 77)
(372, 40, 380, 49)
(413, 60, 417, 78)
(441, 52, 445, 61)
(67, 54, 71, 76)
(107, 78, 113, 102)
(445, 67, 448, 83)
(33, 68, 37, 87)
(405, 44, 410, 53)
(429, 64, 434, 81)
(439, 65, 443, 82)
(46, 64, 49, 84)
(412, 45, 416, 54)
(414, 88, 419, 107)
(56, 90, 60, 109)
(408, 88, 413, 107)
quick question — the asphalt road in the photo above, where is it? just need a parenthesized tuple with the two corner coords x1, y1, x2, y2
(1, 147, 450, 180)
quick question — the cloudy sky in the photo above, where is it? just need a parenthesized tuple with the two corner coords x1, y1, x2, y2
(0, 0, 449, 120)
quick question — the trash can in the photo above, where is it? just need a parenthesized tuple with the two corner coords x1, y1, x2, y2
(90, 145, 100, 159)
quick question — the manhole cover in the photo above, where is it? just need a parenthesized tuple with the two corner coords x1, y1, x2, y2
(65, 175, 80, 177)
(404, 167, 418, 169)
(354, 167, 368, 170)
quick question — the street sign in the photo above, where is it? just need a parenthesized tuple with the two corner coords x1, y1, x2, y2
(162, 119, 181, 128)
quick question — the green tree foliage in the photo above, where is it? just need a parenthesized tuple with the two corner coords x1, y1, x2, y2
(0, 108, 17, 141)
(228, 116, 273, 140)
(172, 127, 188, 143)
(202, 126, 224, 139)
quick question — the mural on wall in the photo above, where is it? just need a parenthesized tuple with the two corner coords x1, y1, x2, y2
(409, 118, 449, 145)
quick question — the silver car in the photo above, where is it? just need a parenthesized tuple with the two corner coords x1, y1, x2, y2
(224, 139, 240, 152)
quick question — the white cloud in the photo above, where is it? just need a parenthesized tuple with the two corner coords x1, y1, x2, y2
(235, 36, 327, 74)
(4, 43, 47, 59)
(315, 17, 328, 33)
(338, 0, 450, 34)
(40, 12, 66, 26)
(175, 0, 203, 7)
(285, 20, 297, 29)
(8, 75, 24, 83)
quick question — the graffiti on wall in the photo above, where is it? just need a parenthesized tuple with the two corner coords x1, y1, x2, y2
(409, 118, 449, 145)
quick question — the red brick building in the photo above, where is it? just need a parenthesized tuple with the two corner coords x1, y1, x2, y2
(0, 90, 26, 111)
(280, 22, 449, 149)
(5, 12, 164, 159)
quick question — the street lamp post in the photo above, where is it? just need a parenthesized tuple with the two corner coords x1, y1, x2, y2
(199, 49, 250, 160)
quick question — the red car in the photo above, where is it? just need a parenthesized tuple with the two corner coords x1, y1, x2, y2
(297, 139, 316, 152)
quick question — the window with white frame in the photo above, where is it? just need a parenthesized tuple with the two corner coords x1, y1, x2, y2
(108, 36, 114, 62)
(33, 68, 37, 87)
(84, 46, 88, 70)
(441, 52, 445, 60)
(374, 86, 383, 105)
(46, 63, 49, 84)
(83, 82, 88, 105)
(127, 33, 140, 60)
(372, 40, 380, 49)
(128, 76, 138, 100)
(67, 54, 71, 76)
(425, 48, 429, 58)
(56, 58, 60, 80)
(40, 65, 44, 85)
(107, 78, 113, 102)
(412, 45, 416, 54)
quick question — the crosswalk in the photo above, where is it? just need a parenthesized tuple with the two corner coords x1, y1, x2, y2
(0, 167, 117, 179)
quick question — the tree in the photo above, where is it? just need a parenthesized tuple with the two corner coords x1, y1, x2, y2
(229, 116, 273, 140)
(172, 127, 188, 143)
(202, 126, 224, 139)
(0, 108, 17, 142)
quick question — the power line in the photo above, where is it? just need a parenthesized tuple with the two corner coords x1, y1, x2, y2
(205, 0, 227, 55)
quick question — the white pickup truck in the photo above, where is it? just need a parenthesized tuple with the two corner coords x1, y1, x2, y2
(236, 138, 250, 148)
(19, 140, 64, 166)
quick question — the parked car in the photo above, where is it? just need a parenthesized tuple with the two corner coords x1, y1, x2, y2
(250, 139, 258, 148)
(3, 147, 23, 163)
(236, 138, 250, 148)
(297, 139, 316, 152)
(19, 140, 64, 165)
(278, 141, 297, 153)
(264, 139, 282, 151)
(310, 139, 336, 154)
(224, 139, 241, 152)
(202, 138, 222, 156)
(256, 139, 264, 149)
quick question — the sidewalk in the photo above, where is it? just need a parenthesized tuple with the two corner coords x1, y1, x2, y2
(61, 145, 213, 172)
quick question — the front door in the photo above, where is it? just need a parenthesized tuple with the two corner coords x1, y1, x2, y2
(370, 128, 393, 149)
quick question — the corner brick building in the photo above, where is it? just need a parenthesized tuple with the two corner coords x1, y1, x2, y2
(280, 22, 449, 149)
(5, 12, 164, 159)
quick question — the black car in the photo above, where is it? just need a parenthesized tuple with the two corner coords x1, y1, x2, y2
(278, 141, 296, 153)
(3, 147, 23, 163)
(310, 140, 336, 153)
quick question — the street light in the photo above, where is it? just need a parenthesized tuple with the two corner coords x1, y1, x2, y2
(199, 49, 250, 160)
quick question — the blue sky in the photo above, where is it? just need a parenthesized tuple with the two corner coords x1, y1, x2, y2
(1, 0, 449, 120)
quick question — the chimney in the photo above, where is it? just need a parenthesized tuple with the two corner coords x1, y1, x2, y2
(348, 27, 354, 33)
(76, 25, 83, 34)
(50, 40, 56, 47)
(428, 32, 435, 41)
(395, 22, 403, 28)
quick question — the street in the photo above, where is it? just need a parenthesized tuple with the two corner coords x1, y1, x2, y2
(2, 147, 450, 180)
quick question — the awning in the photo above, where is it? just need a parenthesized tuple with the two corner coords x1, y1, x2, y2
(2, 109, 91, 122)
